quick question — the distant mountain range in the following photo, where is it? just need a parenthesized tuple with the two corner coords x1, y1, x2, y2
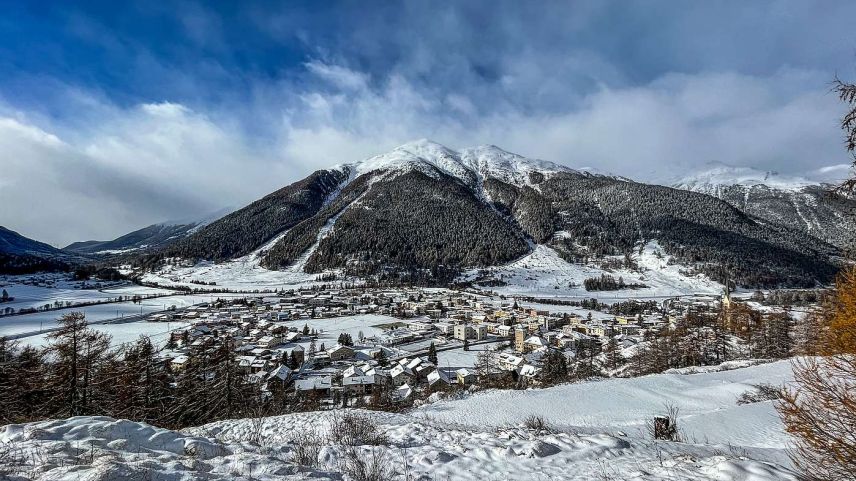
(674, 166, 856, 250)
(7, 141, 849, 286)
(0, 226, 78, 274)
(63, 208, 233, 255)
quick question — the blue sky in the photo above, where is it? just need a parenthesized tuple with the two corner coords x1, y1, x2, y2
(2, 1, 856, 245)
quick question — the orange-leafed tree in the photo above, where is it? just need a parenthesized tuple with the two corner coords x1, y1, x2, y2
(775, 76, 856, 481)
(777, 267, 856, 480)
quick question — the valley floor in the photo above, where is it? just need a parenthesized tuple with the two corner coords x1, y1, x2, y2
(1, 360, 798, 481)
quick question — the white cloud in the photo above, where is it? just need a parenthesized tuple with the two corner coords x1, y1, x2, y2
(0, 102, 293, 246)
(1, 62, 851, 246)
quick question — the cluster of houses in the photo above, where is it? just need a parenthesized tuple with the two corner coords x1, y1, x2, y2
(154, 287, 682, 403)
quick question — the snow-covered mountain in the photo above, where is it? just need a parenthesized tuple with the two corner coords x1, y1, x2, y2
(674, 165, 856, 249)
(339, 139, 576, 188)
(674, 165, 815, 193)
(143, 140, 839, 289)
(65, 207, 233, 255)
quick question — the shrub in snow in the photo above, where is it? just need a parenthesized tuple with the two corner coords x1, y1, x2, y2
(736, 383, 783, 405)
(522, 415, 554, 433)
(328, 411, 389, 447)
(648, 404, 681, 442)
(336, 445, 395, 481)
(287, 426, 325, 468)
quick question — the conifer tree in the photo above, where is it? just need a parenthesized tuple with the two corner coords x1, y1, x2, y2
(604, 334, 623, 371)
(45, 312, 112, 417)
(427, 342, 438, 365)
(288, 350, 301, 369)
(540, 349, 568, 385)
(376, 349, 388, 367)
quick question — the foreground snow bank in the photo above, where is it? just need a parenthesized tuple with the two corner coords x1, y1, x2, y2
(0, 411, 798, 481)
(416, 360, 794, 450)
(0, 416, 311, 481)
(0, 362, 799, 481)
(193, 408, 797, 481)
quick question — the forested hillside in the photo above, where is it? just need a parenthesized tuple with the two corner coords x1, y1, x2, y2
(296, 169, 530, 275)
(675, 180, 856, 250)
(0, 226, 79, 274)
(137, 169, 347, 267)
(129, 142, 843, 288)
(537, 173, 839, 287)
(65, 222, 199, 255)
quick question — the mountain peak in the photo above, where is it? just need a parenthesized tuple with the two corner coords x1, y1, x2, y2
(342, 141, 575, 187)
(674, 164, 815, 192)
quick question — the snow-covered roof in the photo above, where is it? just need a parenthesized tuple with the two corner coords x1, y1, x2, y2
(268, 365, 292, 381)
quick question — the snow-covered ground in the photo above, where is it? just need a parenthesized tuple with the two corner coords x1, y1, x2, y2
(284, 313, 405, 351)
(0, 361, 799, 481)
(416, 360, 793, 451)
(139, 236, 334, 291)
(466, 242, 724, 300)
(21, 319, 192, 348)
(435, 340, 509, 369)
(0, 274, 175, 311)
(2, 293, 261, 340)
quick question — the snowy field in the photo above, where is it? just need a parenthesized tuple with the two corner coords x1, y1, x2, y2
(435, 340, 509, 368)
(416, 360, 794, 451)
(284, 313, 404, 347)
(2, 293, 263, 339)
(139, 231, 331, 290)
(0, 274, 176, 311)
(21, 319, 192, 348)
(466, 242, 724, 301)
(0, 361, 799, 481)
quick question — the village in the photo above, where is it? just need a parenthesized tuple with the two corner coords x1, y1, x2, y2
(151, 286, 714, 406)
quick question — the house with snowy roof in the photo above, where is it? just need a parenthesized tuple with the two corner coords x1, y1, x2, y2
(267, 364, 293, 383)
(523, 335, 548, 353)
(342, 365, 375, 393)
(329, 344, 355, 361)
(456, 368, 476, 385)
(294, 374, 333, 395)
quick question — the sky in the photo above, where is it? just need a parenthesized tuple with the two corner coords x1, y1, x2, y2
(1, 1, 856, 246)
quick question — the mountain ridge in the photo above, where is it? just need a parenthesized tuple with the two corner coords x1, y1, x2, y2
(64, 207, 234, 255)
(133, 140, 841, 288)
(673, 165, 856, 249)
(0, 226, 82, 274)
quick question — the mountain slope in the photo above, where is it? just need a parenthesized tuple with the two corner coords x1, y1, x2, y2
(0, 226, 78, 274)
(675, 166, 856, 249)
(141, 169, 347, 266)
(265, 168, 531, 279)
(0, 226, 68, 258)
(138, 140, 842, 287)
(66, 223, 199, 255)
(64, 208, 233, 255)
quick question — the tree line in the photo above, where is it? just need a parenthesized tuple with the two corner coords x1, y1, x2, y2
(1, 313, 302, 429)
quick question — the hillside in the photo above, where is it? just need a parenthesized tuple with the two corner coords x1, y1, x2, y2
(674, 166, 856, 250)
(0, 361, 798, 481)
(66, 223, 200, 255)
(136, 140, 842, 288)
(0, 226, 78, 274)
(64, 208, 232, 255)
